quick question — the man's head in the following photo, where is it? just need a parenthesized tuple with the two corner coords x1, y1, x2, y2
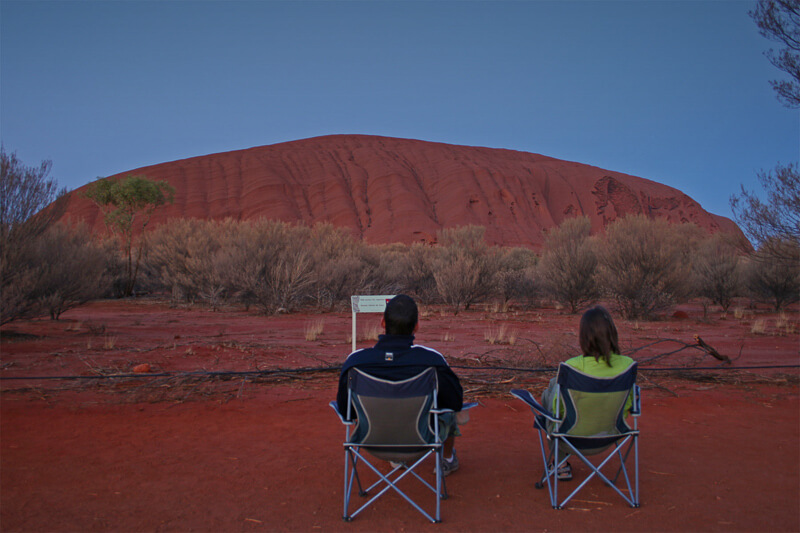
(382, 294, 418, 336)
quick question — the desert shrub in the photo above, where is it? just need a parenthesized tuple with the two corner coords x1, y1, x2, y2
(691, 233, 744, 312)
(538, 216, 599, 313)
(307, 223, 379, 310)
(598, 215, 691, 319)
(146, 218, 239, 306)
(31, 223, 109, 319)
(1, 241, 43, 325)
(744, 237, 800, 310)
(369, 243, 408, 296)
(0, 147, 67, 324)
(227, 220, 314, 314)
(496, 247, 540, 308)
(433, 226, 501, 314)
(391, 242, 440, 304)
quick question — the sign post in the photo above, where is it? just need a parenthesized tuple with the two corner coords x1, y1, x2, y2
(350, 295, 396, 353)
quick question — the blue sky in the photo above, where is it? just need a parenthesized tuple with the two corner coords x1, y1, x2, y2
(1, 0, 797, 221)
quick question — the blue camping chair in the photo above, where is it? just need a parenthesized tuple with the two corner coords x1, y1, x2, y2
(331, 367, 475, 523)
(511, 362, 641, 509)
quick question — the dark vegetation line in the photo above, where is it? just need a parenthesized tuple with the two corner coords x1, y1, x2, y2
(1, 364, 797, 382)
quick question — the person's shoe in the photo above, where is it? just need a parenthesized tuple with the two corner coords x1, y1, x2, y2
(389, 461, 405, 469)
(440, 451, 459, 477)
(551, 461, 572, 481)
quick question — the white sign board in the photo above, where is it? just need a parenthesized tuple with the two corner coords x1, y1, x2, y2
(351, 295, 396, 352)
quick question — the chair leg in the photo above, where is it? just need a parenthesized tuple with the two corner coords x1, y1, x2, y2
(343, 448, 443, 523)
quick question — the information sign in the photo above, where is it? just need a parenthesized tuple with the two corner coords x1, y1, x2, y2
(350, 295, 396, 352)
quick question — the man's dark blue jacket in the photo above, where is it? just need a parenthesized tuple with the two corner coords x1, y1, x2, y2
(336, 334, 463, 417)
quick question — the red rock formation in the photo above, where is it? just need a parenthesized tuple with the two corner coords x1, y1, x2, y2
(59, 134, 744, 249)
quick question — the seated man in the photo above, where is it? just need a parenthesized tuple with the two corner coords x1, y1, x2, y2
(336, 294, 465, 475)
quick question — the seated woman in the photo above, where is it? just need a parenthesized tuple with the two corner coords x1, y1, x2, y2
(541, 305, 634, 480)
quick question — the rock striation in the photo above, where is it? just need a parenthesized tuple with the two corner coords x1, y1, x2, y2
(60, 134, 743, 248)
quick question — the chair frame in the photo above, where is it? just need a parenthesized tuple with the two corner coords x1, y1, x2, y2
(511, 362, 641, 509)
(330, 367, 453, 523)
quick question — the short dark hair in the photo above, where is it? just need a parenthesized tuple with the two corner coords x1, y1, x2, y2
(384, 294, 418, 336)
(579, 306, 620, 366)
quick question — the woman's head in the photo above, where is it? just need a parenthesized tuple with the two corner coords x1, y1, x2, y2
(579, 306, 620, 366)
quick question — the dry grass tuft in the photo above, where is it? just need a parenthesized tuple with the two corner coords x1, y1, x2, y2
(304, 319, 325, 341)
(751, 319, 768, 335)
(103, 334, 118, 350)
(484, 324, 517, 345)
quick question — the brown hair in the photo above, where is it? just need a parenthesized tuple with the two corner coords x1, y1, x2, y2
(579, 306, 620, 366)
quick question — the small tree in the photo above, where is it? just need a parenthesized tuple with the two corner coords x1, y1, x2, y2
(0, 147, 67, 324)
(307, 223, 376, 310)
(599, 215, 691, 319)
(433, 226, 500, 314)
(227, 220, 314, 314)
(32, 223, 109, 319)
(744, 237, 800, 310)
(85, 175, 174, 296)
(692, 234, 743, 313)
(730, 163, 799, 260)
(496, 247, 540, 309)
(401, 243, 440, 304)
(751, 0, 800, 108)
(538, 216, 599, 313)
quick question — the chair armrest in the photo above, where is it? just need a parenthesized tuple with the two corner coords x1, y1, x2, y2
(510, 388, 560, 422)
(431, 401, 478, 416)
(329, 400, 355, 425)
(630, 384, 642, 416)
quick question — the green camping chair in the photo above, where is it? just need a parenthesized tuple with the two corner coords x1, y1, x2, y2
(511, 362, 641, 509)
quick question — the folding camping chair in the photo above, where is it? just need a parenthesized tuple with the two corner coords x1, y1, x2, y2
(510, 362, 641, 509)
(330, 367, 472, 523)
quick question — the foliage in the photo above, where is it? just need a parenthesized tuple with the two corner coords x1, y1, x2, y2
(0, 147, 67, 324)
(744, 237, 800, 310)
(691, 233, 743, 312)
(307, 223, 379, 310)
(146, 218, 240, 307)
(538, 216, 599, 313)
(401, 243, 441, 304)
(137, 217, 793, 321)
(31, 223, 109, 319)
(85, 175, 175, 296)
(598, 215, 691, 319)
(496, 247, 540, 308)
(730, 162, 800, 259)
(751, 0, 800, 107)
(433, 226, 501, 314)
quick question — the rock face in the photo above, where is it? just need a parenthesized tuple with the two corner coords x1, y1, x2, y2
(61, 134, 742, 248)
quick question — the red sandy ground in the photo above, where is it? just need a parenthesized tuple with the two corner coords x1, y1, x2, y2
(1, 300, 798, 532)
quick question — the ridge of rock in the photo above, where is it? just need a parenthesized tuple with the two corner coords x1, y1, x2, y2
(59, 134, 743, 248)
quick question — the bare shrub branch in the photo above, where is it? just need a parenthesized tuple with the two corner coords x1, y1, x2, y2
(32, 223, 109, 319)
(538, 216, 598, 313)
(744, 237, 800, 310)
(691, 233, 744, 312)
(433, 226, 501, 314)
(598, 215, 692, 319)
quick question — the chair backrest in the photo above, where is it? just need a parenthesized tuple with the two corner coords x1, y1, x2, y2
(346, 367, 438, 454)
(555, 362, 637, 447)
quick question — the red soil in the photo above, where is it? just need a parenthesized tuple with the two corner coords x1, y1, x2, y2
(56, 135, 744, 248)
(2, 300, 798, 532)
